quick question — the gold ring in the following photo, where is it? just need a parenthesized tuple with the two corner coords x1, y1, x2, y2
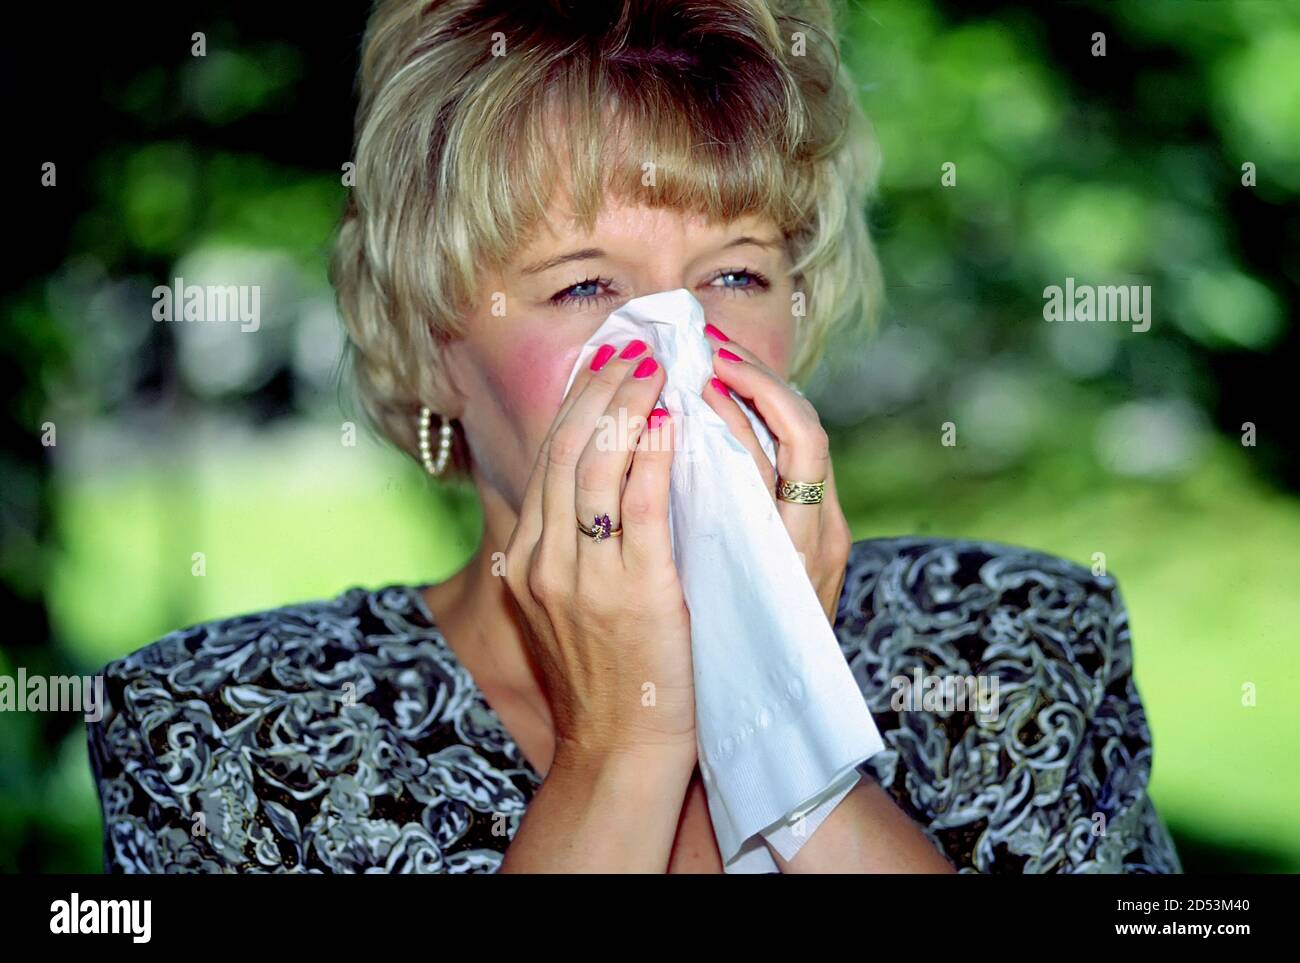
(776, 476, 826, 505)
(577, 512, 623, 541)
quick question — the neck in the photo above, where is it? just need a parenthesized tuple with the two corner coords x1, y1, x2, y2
(422, 477, 548, 710)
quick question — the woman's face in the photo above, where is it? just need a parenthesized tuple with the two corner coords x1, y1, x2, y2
(441, 196, 798, 512)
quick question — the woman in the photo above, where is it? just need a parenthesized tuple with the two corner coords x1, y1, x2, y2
(87, 0, 1182, 873)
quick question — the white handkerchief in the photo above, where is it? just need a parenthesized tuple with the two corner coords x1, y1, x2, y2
(561, 288, 885, 873)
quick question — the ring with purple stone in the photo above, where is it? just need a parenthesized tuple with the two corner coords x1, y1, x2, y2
(576, 512, 623, 542)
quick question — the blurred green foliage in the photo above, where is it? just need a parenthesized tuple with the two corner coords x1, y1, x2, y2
(3, 0, 1297, 872)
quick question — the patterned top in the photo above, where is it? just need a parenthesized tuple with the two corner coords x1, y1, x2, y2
(87, 536, 1184, 874)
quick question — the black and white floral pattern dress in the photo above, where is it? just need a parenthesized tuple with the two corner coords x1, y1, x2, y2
(87, 536, 1183, 873)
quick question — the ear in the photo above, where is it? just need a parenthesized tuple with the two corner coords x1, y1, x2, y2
(422, 325, 469, 417)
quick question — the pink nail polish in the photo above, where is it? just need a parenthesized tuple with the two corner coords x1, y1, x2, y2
(704, 322, 729, 342)
(648, 407, 669, 429)
(633, 357, 658, 379)
(710, 377, 729, 397)
(718, 348, 742, 362)
(619, 339, 647, 359)
(590, 344, 616, 371)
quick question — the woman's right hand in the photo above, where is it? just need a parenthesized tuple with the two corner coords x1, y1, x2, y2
(503, 338, 697, 774)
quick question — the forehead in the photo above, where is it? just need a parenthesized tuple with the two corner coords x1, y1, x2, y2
(499, 110, 787, 268)
(512, 190, 779, 262)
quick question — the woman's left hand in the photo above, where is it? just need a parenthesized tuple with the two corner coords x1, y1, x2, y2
(699, 322, 852, 626)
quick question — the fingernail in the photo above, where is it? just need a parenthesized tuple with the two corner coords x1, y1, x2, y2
(710, 377, 730, 397)
(633, 357, 658, 379)
(619, 339, 647, 359)
(590, 344, 616, 371)
(704, 322, 729, 342)
(648, 407, 670, 429)
(717, 348, 742, 362)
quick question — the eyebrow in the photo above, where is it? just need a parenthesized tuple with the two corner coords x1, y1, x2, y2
(518, 235, 784, 276)
(520, 247, 605, 276)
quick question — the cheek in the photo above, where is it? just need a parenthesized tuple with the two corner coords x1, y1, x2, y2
(492, 334, 581, 429)
(706, 307, 796, 376)
(764, 327, 795, 377)
(729, 323, 795, 378)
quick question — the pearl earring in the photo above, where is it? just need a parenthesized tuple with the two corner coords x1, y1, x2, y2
(417, 406, 454, 477)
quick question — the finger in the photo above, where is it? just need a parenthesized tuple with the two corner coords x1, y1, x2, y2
(798, 453, 852, 619)
(706, 333, 829, 490)
(509, 342, 618, 564)
(700, 374, 777, 493)
(621, 404, 675, 574)
(574, 351, 665, 565)
(541, 340, 653, 565)
(704, 324, 830, 554)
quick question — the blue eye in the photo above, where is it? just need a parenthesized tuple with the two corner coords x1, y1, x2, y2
(549, 268, 770, 307)
(551, 277, 615, 307)
(711, 268, 770, 294)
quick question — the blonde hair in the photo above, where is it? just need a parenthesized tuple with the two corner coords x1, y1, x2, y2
(331, 0, 883, 479)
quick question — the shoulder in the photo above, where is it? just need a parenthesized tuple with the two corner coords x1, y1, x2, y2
(836, 534, 1136, 698)
(835, 536, 1176, 873)
(840, 534, 1120, 608)
(90, 582, 447, 753)
(836, 535, 1127, 664)
(837, 532, 1131, 695)
(97, 583, 434, 690)
(88, 583, 531, 874)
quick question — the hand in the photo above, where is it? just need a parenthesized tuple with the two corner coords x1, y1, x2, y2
(699, 323, 853, 625)
(503, 339, 697, 773)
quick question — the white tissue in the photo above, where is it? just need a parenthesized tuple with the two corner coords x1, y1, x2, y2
(560, 288, 885, 873)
